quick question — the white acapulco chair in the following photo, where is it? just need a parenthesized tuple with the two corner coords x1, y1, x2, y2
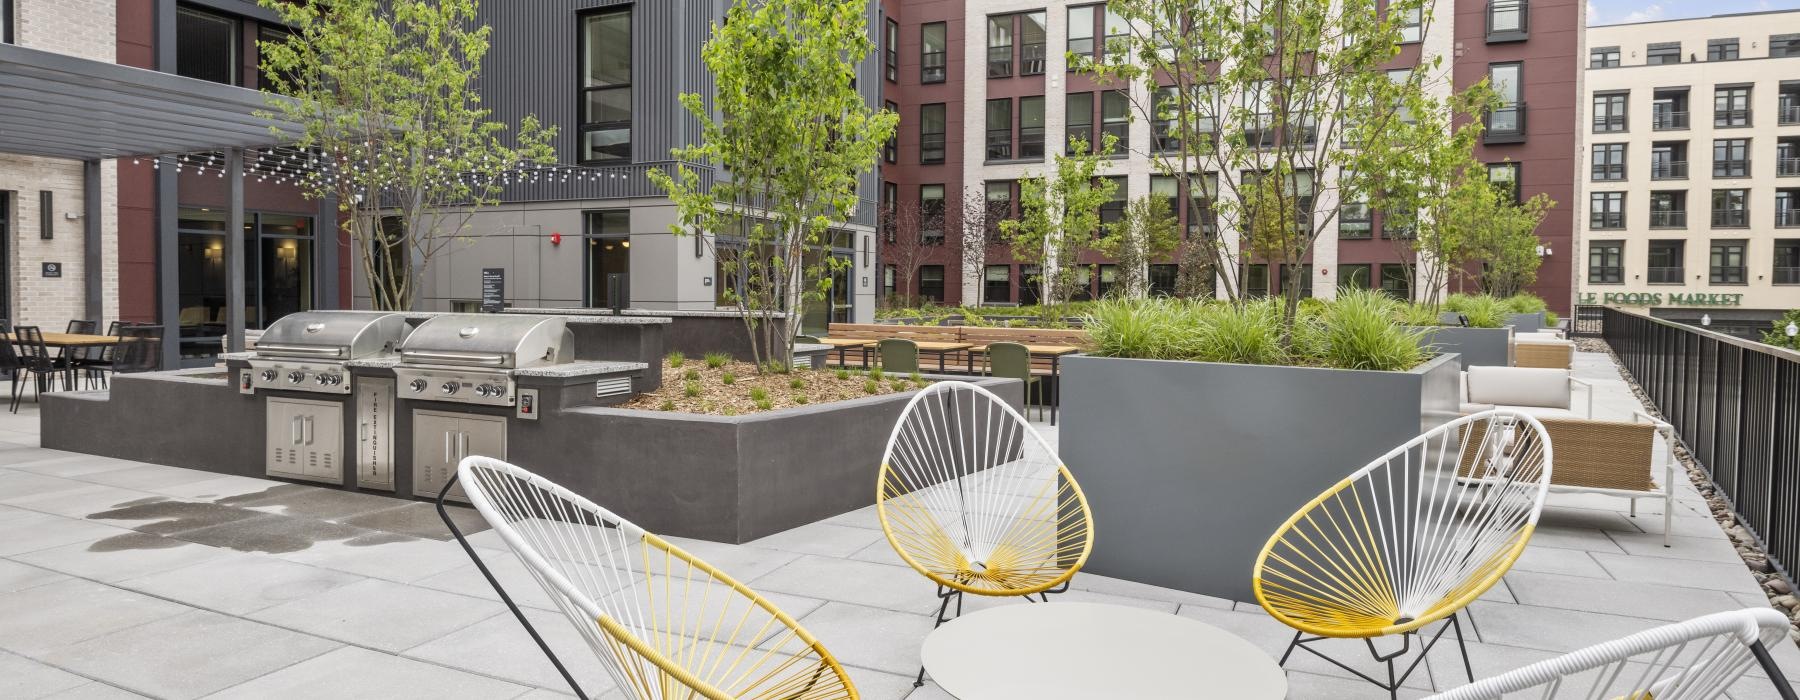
(1253, 409, 1554, 699)
(453, 456, 857, 700)
(1428, 608, 1797, 700)
(876, 380, 1095, 687)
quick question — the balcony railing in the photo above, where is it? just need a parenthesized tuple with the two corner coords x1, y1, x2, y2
(1779, 157, 1800, 177)
(1714, 108, 1751, 128)
(1484, 104, 1527, 143)
(1020, 43, 1046, 76)
(1775, 266, 1800, 284)
(1652, 109, 1689, 130)
(1651, 160, 1688, 180)
(986, 129, 1012, 161)
(1646, 266, 1684, 284)
(1711, 266, 1746, 284)
(1714, 159, 1751, 178)
(1648, 210, 1687, 228)
(1711, 208, 1748, 227)
(921, 51, 946, 83)
(987, 46, 1013, 79)
(920, 133, 946, 164)
(1778, 209, 1800, 228)
(1780, 103, 1800, 126)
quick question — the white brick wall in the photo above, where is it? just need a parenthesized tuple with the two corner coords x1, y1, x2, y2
(3, 0, 117, 329)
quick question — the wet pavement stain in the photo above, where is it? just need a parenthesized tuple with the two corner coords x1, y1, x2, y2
(85, 499, 263, 536)
(81, 489, 428, 555)
(87, 531, 189, 553)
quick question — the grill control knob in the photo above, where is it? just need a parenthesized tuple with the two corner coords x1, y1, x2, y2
(409, 379, 428, 393)
(330, 374, 344, 386)
(260, 370, 278, 382)
(440, 381, 460, 395)
(287, 371, 306, 384)
(473, 384, 492, 398)
(487, 384, 506, 399)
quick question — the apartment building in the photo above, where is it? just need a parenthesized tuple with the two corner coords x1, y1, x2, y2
(877, 0, 1581, 312)
(1577, 10, 1800, 332)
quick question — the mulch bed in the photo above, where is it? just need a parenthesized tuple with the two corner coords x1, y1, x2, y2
(620, 358, 930, 416)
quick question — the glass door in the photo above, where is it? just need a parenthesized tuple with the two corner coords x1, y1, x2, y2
(0, 192, 9, 324)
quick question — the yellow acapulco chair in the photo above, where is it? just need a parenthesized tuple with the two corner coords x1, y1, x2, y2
(457, 456, 857, 700)
(876, 380, 1095, 688)
(1253, 410, 1553, 699)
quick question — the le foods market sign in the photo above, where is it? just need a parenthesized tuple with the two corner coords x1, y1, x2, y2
(1579, 291, 1744, 307)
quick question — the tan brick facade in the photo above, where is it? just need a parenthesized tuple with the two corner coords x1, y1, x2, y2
(3, 0, 117, 328)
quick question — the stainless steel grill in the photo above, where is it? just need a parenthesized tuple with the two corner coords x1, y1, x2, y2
(247, 311, 409, 395)
(393, 314, 573, 407)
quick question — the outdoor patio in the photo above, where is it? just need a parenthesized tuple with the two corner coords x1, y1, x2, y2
(1, 348, 1797, 699)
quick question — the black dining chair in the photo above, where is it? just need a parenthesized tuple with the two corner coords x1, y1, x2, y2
(59, 320, 97, 389)
(12, 326, 62, 410)
(0, 331, 22, 413)
(76, 321, 123, 389)
(115, 325, 163, 374)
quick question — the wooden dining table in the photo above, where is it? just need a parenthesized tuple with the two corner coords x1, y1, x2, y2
(811, 337, 878, 369)
(966, 344, 1083, 425)
(1, 332, 121, 348)
(910, 341, 974, 372)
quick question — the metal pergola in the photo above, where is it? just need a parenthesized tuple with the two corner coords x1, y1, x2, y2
(0, 41, 312, 362)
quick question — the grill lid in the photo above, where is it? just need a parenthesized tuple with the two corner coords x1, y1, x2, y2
(397, 314, 572, 369)
(256, 311, 409, 360)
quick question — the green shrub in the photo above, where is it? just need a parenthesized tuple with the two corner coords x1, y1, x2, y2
(1445, 294, 1507, 328)
(754, 398, 774, 411)
(703, 352, 730, 369)
(1544, 310, 1560, 326)
(789, 378, 805, 389)
(909, 371, 924, 385)
(863, 379, 879, 394)
(795, 395, 810, 404)
(1191, 300, 1285, 365)
(1501, 294, 1548, 314)
(659, 399, 676, 411)
(721, 372, 736, 385)
(1084, 295, 1429, 371)
(683, 381, 701, 398)
(870, 367, 885, 381)
(666, 351, 686, 368)
(835, 369, 850, 380)
(1311, 290, 1429, 371)
(683, 369, 699, 381)
(1764, 309, 1800, 350)
(891, 380, 907, 392)
(1394, 302, 1445, 327)
(748, 387, 769, 402)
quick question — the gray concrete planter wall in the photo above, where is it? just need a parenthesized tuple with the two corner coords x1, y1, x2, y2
(1506, 312, 1546, 334)
(1413, 326, 1513, 369)
(1058, 353, 1460, 603)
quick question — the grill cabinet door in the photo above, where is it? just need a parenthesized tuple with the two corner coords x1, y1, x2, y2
(411, 411, 505, 503)
(266, 397, 345, 485)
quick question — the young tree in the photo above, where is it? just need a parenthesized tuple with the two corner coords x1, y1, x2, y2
(1095, 195, 1181, 298)
(879, 199, 950, 308)
(1087, 0, 1442, 342)
(650, 0, 897, 371)
(999, 136, 1119, 306)
(258, 0, 556, 311)
(1468, 191, 1554, 297)
(956, 186, 1007, 304)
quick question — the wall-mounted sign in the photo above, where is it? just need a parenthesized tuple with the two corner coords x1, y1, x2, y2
(40, 262, 62, 278)
(480, 268, 505, 312)
(1578, 291, 1744, 307)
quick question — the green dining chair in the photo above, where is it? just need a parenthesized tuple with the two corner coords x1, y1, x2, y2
(984, 342, 1041, 420)
(878, 338, 920, 374)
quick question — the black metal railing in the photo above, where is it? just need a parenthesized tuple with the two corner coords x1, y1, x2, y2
(1601, 307, 1800, 580)
(1780, 158, 1800, 177)
(1648, 266, 1684, 283)
(1592, 114, 1626, 133)
(1779, 209, 1800, 228)
(1715, 108, 1752, 128)
(1652, 109, 1689, 130)
(1652, 160, 1688, 180)
(1781, 103, 1800, 126)
(1715, 159, 1752, 178)
(1713, 208, 1749, 227)
(1776, 267, 1800, 285)
(1649, 210, 1687, 228)
(1572, 304, 1606, 337)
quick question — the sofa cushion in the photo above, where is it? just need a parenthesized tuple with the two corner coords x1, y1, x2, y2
(1465, 366, 1571, 409)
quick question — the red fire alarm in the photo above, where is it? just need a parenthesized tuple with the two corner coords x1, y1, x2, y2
(549, 232, 563, 246)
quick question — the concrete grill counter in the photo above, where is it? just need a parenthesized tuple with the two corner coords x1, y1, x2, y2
(40, 310, 1022, 542)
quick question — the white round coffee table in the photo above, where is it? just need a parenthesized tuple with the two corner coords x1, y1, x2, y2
(920, 601, 1287, 699)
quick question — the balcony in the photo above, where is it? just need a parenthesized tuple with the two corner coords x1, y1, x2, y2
(1648, 210, 1687, 228)
(1778, 209, 1800, 228)
(1484, 103, 1527, 143)
(1776, 266, 1800, 284)
(1647, 266, 1684, 284)
(1652, 109, 1689, 130)
(1020, 43, 1047, 76)
(921, 51, 946, 84)
(987, 46, 1013, 79)
(1651, 161, 1688, 180)
(1781, 103, 1800, 126)
(1780, 157, 1800, 177)
(1712, 209, 1748, 227)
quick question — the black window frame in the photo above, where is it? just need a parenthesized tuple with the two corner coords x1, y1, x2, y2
(1338, 264, 1372, 290)
(917, 265, 946, 303)
(1707, 38, 1739, 62)
(1591, 143, 1627, 181)
(1771, 34, 1800, 58)
(1, 0, 12, 45)
(1589, 46, 1620, 68)
(1714, 86, 1752, 128)
(1486, 0, 1527, 41)
(1649, 190, 1687, 229)
(1647, 239, 1684, 283)
(1067, 5, 1096, 61)
(919, 184, 946, 244)
(1338, 200, 1373, 239)
(1592, 92, 1628, 133)
(1488, 162, 1522, 203)
(919, 103, 947, 164)
(1066, 92, 1095, 154)
(1590, 192, 1626, 229)
(983, 265, 1012, 304)
(1018, 95, 1046, 160)
(1018, 10, 1047, 76)
(1378, 264, 1412, 300)
(1709, 240, 1747, 284)
(1588, 241, 1624, 284)
(1101, 90, 1130, 153)
(921, 22, 947, 84)
(1773, 239, 1800, 285)
(1713, 138, 1750, 178)
(985, 98, 1014, 161)
(175, 5, 242, 86)
(987, 14, 1015, 79)
(882, 100, 899, 164)
(582, 210, 632, 309)
(1645, 42, 1681, 65)
(577, 6, 633, 165)
(884, 18, 899, 82)
(1712, 189, 1749, 228)
(1485, 62, 1526, 142)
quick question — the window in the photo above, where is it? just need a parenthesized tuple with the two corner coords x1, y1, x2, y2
(1019, 96, 1045, 160)
(1072, 266, 1095, 301)
(1588, 242, 1623, 284)
(1713, 138, 1750, 177)
(1279, 264, 1314, 298)
(881, 181, 898, 241)
(1, 0, 11, 44)
(177, 6, 239, 85)
(1019, 265, 1043, 305)
(1149, 264, 1179, 297)
(1591, 144, 1626, 181)
(1590, 192, 1625, 229)
(1648, 240, 1684, 283)
(1153, 87, 1181, 152)
(1771, 34, 1800, 58)
(1101, 91, 1130, 153)
(1398, 7, 1422, 43)
(1388, 69, 1416, 124)
(1098, 177, 1127, 232)
(1652, 89, 1689, 130)
(918, 265, 946, 302)
(884, 19, 898, 82)
(921, 22, 947, 83)
(1020, 12, 1047, 76)
(1487, 0, 1525, 39)
(1339, 200, 1372, 238)
(920, 185, 945, 243)
(1774, 240, 1800, 284)
(1242, 264, 1270, 298)
(1707, 38, 1738, 62)
(1589, 46, 1620, 68)
(1068, 6, 1095, 60)
(1645, 42, 1681, 65)
(1103, 6, 1130, 51)
(1778, 189, 1800, 227)
(1710, 241, 1746, 284)
(1378, 264, 1412, 300)
(987, 15, 1014, 78)
(984, 265, 1012, 304)
(986, 99, 1013, 160)
(1782, 83, 1800, 126)
(1066, 92, 1094, 154)
(178, 209, 317, 344)
(1488, 162, 1521, 203)
(584, 210, 631, 308)
(883, 101, 899, 163)
(1592, 92, 1627, 132)
(1486, 63, 1524, 141)
(1097, 264, 1120, 299)
(985, 181, 1014, 234)
(882, 265, 897, 299)
(1338, 264, 1372, 290)
(579, 8, 632, 163)
(1715, 86, 1751, 128)
(1649, 191, 1687, 228)
(920, 104, 946, 164)
(1651, 142, 1687, 179)
(1712, 189, 1748, 228)
(255, 25, 300, 92)
(1151, 175, 1180, 229)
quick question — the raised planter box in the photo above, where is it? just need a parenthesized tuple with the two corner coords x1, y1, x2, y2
(1506, 311, 1546, 334)
(1058, 353, 1461, 603)
(1414, 326, 1513, 369)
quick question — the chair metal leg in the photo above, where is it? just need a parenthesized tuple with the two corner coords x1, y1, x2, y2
(915, 585, 965, 688)
(436, 475, 591, 700)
